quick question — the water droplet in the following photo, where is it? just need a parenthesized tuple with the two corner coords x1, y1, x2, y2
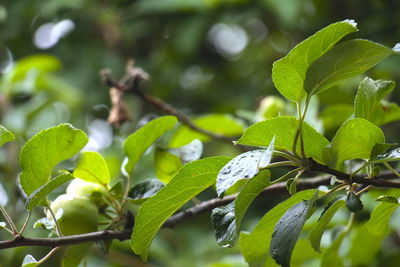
(272, 248, 278, 256)
(343, 19, 357, 27)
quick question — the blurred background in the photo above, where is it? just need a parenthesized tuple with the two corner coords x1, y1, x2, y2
(1, 0, 400, 266)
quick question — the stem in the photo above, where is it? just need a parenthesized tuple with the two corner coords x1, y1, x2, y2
(19, 212, 31, 235)
(37, 247, 61, 265)
(271, 167, 305, 184)
(355, 185, 373, 196)
(263, 161, 301, 169)
(273, 150, 302, 163)
(0, 206, 18, 234)
(47, 205, 63, 237)
(384, 162, 400, 178)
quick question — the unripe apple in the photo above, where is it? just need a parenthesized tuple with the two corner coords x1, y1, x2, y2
(256, 96, 287, 121)
(48, 194, 99, 266)
(66, 179, 108, 208)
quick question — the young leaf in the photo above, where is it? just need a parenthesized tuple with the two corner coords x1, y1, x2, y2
(212, 171, 270, 247)
(26, 172, 74, 210)
(366, 200, 399, 236)
(216, 139, 274, 198)
(376, 195, 399, 204)
(168, 114, 244, 147)
(19, 123, 88, 195)
(272, 20, 357, 102)
(22, 255, 38, 267)
(73, 151, 110, 185)
(309, 196, 345, 252)
(128, 179, 165, 204)
(154, 149, 182, 183)
(345, 192, 363, 213)
(305, 39, 394, 96)
(0, 125, 15, 147)
(123, 116, 177, 174)
(322, 118, 385, 169)
(131, 156, 230, 261)
(237, 116, 329, 163)
(239, 189, 317, 266)
(354, 77, 395, 122)
(270, 192, 318, 267)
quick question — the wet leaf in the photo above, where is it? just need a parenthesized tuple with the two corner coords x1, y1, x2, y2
(128, 179, 165, 204)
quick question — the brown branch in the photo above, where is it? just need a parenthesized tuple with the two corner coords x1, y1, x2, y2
(100, 62, 237, 145)
(0, 176, 330, 250)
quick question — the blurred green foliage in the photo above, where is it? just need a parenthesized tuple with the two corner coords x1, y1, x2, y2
(1, 0, 400, 266)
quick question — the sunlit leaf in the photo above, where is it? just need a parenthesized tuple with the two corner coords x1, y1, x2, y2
(0, 125, 15, 147)
(305, 39, 394, 96)
(237, 116, 329, 163)
(19, 123, 88, 195)
(154, 149, 182, 183)
(123, 116, 177, 174)
(26, 172, 73, 210)
(322, 118, 385, 169)
(73, 151, 110, 185)
(131, 157, 230, 261)
(354, 77, 395, 123)
(272, 20, 357, 102)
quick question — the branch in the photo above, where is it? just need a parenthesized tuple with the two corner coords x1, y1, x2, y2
(0, 176, 330, 250)
(100, 62, 237, 145)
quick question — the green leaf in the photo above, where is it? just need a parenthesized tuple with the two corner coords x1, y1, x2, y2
(309, 196, 346, 252)
(168, 114, 244, 147)
(19, 123, 88, 196)
(370, 143, 397, 161)
(237, 116, 329, 163)
(123, 116, 177, 174)
(322, 118, 385, 169)
(346, 192, 363, 213)
(270, 192, 318, 267)
(272, 20, 357, 102)
(154, 149, 182, 183)
(21, 254, 38, 267)
(286, 178, 297, 195)
(376, 195, 399, 204)
(211, 202, 236, 247)
(320, 231, 346, 267)
(320, 104, 354, 133)
(73, 151, 110, 185)
(354, 77, 395, 122)
(305, 39, 394, 96)
(0, 125, 15, 147)
(128, 179, 165, 204)
(366, 200, 399, 236)
(26, 172, 74, 210)
(211, 171, 270, 247)
(131, 156, 230, 261)
(216, 139, 274, 198)
(239, 189, 317, 266)
(371, 147, 400, 163)
(168, 139, 203, 164)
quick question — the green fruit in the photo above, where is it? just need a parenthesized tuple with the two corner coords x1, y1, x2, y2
(48, 194, 99, 267)
(48, 194, 99, 235)
(256, 96, 286, 121)
(66, 179, 108, 208)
